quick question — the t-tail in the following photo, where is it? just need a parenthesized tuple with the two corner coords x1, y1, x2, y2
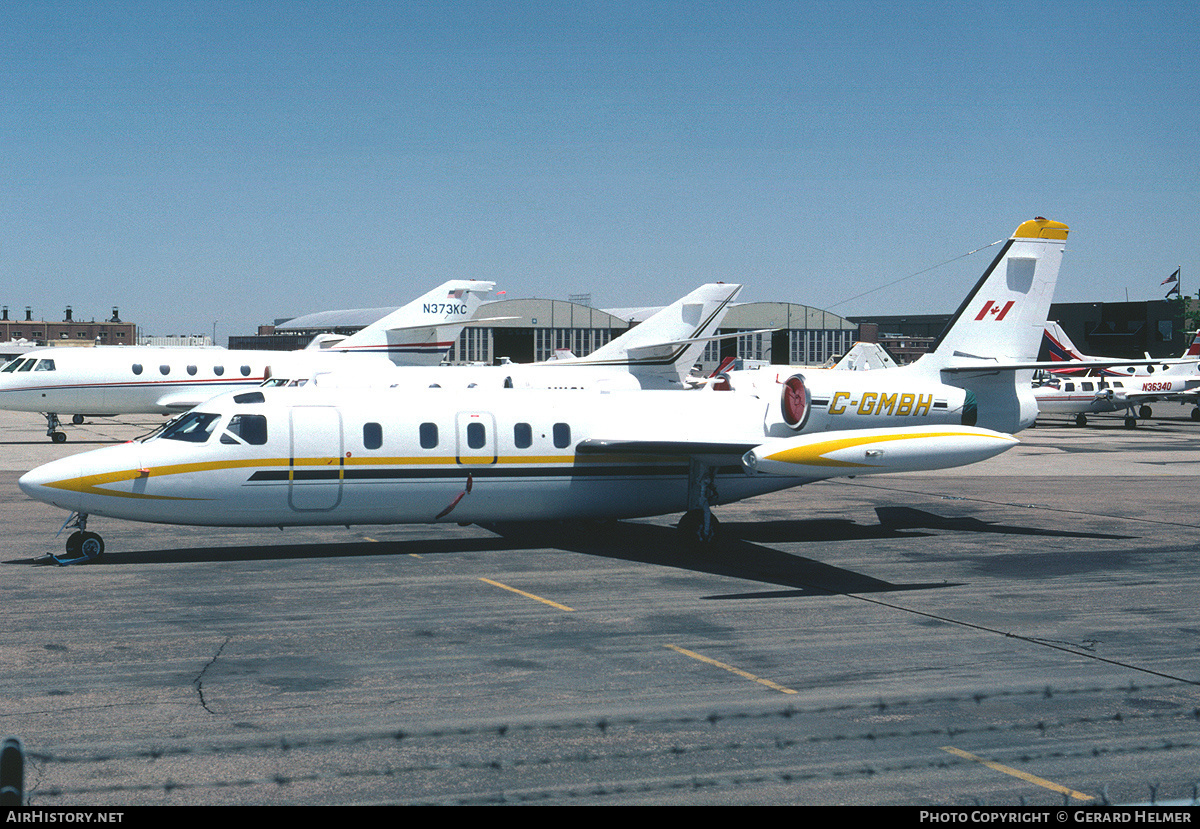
(329, 280, 496, 365)
(554, 283, 742, 388)
(906, 218, 1069, 432)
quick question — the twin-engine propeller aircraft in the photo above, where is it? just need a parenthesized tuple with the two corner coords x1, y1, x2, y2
(1036, 321, 1200, 425)
(0, 280, 497, 442)
(19, 217, 1069, 563)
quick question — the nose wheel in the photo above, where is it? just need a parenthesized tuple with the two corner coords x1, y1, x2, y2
(44, 513, 105, 565)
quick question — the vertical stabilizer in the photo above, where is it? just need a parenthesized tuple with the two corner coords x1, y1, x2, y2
(908, 218, 1068, 433)
(918, 218, 1068, 372)
(557, 283, 742, 387)
(331, 280, 496, 365)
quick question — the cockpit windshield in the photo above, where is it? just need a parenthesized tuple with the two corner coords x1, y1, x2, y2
(159, 411, 221, 443)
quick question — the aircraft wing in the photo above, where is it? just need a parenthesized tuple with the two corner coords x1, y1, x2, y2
(575, 439, 756, 464)
(580, 427, 1018, 480)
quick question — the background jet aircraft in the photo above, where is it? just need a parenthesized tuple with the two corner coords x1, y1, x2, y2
(269, 282, 751, 393)
(19, 217, 1067, 561)
(0, 280, 496, 442)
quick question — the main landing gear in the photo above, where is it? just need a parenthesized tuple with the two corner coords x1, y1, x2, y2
(677, 459, 722, 547)
(40, 413, 87, 442)
(42, 512, 105, 566)
(43, 413, 67, 443)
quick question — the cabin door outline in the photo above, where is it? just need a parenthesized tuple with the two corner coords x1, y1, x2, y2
(289, 406, 344, 511)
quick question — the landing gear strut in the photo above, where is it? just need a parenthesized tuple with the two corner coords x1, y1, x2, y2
(678, 459, 721, 546)
(43, 413, 67, 443)
(46, 512, 105, 565)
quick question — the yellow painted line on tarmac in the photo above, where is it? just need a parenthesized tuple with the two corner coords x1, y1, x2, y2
(664, 644, 797, 695)
(940, 746, 1093, 801)
(479, 578, 574, 612)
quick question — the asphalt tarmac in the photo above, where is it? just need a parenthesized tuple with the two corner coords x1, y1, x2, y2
(2, 407, 1199, 806)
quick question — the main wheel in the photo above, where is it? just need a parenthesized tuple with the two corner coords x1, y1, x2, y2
(1139, 405, 1152, 419)
(677, 510, 720, 546)
(50, 432, 66, 443)
(72, 414, 85, 425)
(1075, 414, 1087, 426)
(1124, 416, 1138, 429)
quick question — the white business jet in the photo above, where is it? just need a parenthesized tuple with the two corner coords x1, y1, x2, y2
(19, 217, 1068, 562)
(0, 280, 496, 442)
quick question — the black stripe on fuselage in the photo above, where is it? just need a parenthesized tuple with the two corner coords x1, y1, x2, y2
(249, 463, 744, 483)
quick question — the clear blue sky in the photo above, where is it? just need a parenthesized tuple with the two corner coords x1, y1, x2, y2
(2, 1, 1197, 337)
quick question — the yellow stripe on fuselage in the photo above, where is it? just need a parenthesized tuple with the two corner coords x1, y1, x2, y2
(38, 451, 651, 500)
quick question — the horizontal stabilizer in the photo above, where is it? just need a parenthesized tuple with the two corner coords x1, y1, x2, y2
(942, 357, 1200, 374)
(624, 326, 779, 358)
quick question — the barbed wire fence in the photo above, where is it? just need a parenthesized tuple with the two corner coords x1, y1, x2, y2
(6, 681, 1200, 806)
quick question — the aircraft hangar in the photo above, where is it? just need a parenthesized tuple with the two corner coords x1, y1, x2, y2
(232, 296, 860, 373)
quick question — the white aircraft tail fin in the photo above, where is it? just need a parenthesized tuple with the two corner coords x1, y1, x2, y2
(331, 280, 496, 365)
(556, 283, 741, 387)
(914, 218, 1068, 374)
(908, 218, 1068, 433)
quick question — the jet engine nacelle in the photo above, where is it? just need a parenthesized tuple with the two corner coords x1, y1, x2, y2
(764, 372, 977, 436)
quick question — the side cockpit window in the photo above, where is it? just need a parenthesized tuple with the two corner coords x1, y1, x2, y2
(220, 414, 268, 445)
(34, 359, 55, 371)
(160, 411, 221, 443)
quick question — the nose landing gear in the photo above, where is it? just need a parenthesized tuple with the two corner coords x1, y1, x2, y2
(42, 512, 105, 565)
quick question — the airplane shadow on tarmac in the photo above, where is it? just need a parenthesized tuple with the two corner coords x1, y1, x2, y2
(9, 505, 1135, 600)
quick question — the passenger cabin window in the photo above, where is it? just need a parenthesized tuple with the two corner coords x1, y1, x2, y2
(160, 412, 220, 443)
(1064, 382, 1074, 392)
(240, 365, 251, 376)
(466, 421, 485, 449)
(363, 422, 383, 450)
(1081, 382, 1094, 391)
(419, 422, 438, 449)
(132, 364, 143, 375)
(159, 365, 170, 375)
(553, 422, 571, 449)
(187, 365, 197, 376)
(220, 414, 268, 445)
(214, 365, 225, 376)
(514, 422, 532, 449)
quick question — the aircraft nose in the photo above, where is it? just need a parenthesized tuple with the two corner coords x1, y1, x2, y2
(18, 457, 81, 510)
